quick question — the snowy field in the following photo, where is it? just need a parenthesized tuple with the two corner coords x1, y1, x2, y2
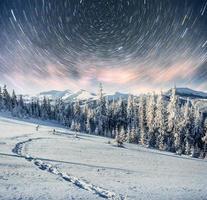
(0, 115, 207, 200)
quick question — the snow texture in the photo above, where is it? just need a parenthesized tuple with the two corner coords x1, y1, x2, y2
(0, 114, 207, 200)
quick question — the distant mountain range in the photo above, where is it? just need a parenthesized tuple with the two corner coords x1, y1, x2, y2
(38, 89, 96, 102)
(21, 89, 130, 103)
(21, 87, 207, 104)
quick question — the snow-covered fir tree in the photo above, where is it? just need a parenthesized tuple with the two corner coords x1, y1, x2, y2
(167, 86, 180, 151)
(155, 92, 168, 150)
(177, 98, 191, 154)
(192, 106, 203, 157)
(146, 93, 156, 147)
(127, 125, 136, 143)
(138, 95, 147, 145)
(2, 85, 11, 110)
(73, 100, 81, 126)
(96, 83, 107, 136)
(202, 119, 207, 158)
(127, 95, 134, 131)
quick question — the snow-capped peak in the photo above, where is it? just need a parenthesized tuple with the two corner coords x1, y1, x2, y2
(38, 89, 73, 100)
(62, 89, 97, 102)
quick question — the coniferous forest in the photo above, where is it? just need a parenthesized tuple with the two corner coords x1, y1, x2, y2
(1, 84, 207, 158)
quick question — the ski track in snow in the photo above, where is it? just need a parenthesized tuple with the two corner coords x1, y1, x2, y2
(12, 137, 124, 200)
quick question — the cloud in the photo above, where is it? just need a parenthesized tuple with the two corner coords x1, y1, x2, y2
(2, 54, 207, 95)
(149, 60, 197, 83)
(3, 63, 92, 94)
(95, 67, 137, 84)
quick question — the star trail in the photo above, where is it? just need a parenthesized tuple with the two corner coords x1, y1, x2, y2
(0, 0, 206, 94)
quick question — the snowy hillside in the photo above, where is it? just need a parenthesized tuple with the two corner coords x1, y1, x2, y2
(166, 87, 207, 99)
(0, 115, 207, 200)
(62, 89, 97, 102)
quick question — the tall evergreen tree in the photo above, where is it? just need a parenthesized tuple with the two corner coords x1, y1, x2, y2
(2, 85, 11, 110)
(127, 95, 134, 130)
(138, 95, 147, 145)
(167, 87, 180, 151)
(155, 92, 168, 150)
(96, 83, 107, 136)
(11, 90, 17, 109)
(146, 93, 156, 147)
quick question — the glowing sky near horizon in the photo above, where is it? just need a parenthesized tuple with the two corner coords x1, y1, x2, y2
(0, 0, 206, 95)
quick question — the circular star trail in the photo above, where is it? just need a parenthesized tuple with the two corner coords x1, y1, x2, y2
(0, 0, 206, 94)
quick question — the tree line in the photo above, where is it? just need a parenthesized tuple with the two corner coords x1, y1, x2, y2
(1, 84, 207, 158)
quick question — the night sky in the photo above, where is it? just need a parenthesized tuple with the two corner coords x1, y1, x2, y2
(0, 0, 206, 94)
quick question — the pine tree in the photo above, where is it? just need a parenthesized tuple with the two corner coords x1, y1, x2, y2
(191, 106, 203, 157)
(96, 83, 107, 136)
(11, 90, 19, 116)
(138, 95, 147, 145)
(2, 85, 11, 110)
(126, 126, 131, 143)
(116, 97, 127, 131)
(74, 100, 81, 125)
(127, 125, 136, 143)
(167, 87, 180, 151)
(183, 104, 197, 155)
(104, 97, 111, 137)
(35, 100, 41, 118)
(81, 102, 89, 132)
(16, 95, 26, 118)
(146, 93, 156, 147)
(176, 98, 190, 154)
(127, 95, 134, 131)
(47, 99, 52, 120)
(107, 98, 116, 137)
(86, 115, 91, 134)
(202, 119, 207, 158)
(11, 90, 17, 108)
(41, 97, 48, 119)
(155, 92, 168, 150)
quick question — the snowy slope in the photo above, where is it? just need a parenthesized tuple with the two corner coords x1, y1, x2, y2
(0, 115, 207, 200)
(62, 89, 97, 102)
(166, 87, 207, 99)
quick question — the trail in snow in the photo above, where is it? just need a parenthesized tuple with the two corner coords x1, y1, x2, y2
(12, 138, 124, 200)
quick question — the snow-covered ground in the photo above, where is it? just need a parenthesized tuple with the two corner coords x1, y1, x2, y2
(0, 115, 207, 200)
